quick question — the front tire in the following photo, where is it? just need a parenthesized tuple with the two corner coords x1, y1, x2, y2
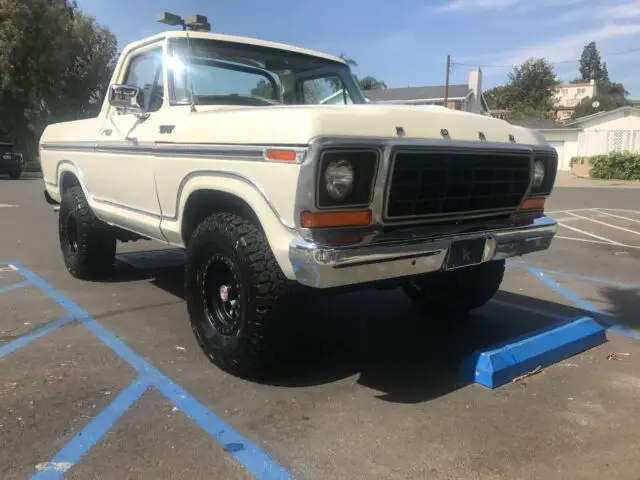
(185, 212, 295, 378)
(9, 170, 21, 179)
(403, 259, 505, 318)
(58, 186, 116, 280)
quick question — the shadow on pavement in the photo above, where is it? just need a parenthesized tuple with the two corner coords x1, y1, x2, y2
(102, 249, 616, 404)
(598, 285, 640, 330)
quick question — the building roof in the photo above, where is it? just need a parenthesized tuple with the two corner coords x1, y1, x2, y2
(564, 105, 640, 127)
(363, 84, 470, 102)
(124, 30, 347, 65)
(508, 117, 568, 129)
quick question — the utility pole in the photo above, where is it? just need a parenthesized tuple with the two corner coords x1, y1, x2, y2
(444, 54, 451, 108)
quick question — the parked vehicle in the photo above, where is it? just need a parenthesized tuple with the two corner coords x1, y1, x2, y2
(39, 30, 558, 378)
(0, 142, 23, 179)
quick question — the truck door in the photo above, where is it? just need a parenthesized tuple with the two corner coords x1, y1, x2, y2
(87, 42, 167, 241)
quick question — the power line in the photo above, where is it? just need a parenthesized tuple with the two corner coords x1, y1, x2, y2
(451, 46, 640, 69)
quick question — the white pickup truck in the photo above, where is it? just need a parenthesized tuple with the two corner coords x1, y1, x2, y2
(40, 30, 558, 378)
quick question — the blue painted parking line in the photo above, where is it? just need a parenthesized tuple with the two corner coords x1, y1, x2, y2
(2, 263, 294, 480)
(32, 378, 151, 480)
(0, 314, 76, 359)
(527, 267, 640, 340)
(2, 259, 637, 475)
(508, 261, 640, 290)
(460, 316, 607, 388)
(0, 280, 30, 294)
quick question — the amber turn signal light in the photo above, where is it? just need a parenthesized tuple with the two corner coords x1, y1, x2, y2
(301, 210, 372, 228)
(519, 197, 546, 211)
(264, 149, 298, 162)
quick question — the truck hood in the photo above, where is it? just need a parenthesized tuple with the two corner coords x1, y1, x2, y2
(171, 104, 546, 146)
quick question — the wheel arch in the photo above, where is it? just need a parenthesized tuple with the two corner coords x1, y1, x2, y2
(177, 183, 297, 280)
(181, 189, 264, 246)
(56, 162, 90, 198)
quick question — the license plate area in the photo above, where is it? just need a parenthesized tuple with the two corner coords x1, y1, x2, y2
(444, 238, 487, 270)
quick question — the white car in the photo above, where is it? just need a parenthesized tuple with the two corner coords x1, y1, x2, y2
(39, 30, 558, 378)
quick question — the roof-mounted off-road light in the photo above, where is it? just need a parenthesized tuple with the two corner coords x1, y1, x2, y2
(185, 15, 211, 32)
(156, 12, 210, 32)
(156, 12, 185, 28)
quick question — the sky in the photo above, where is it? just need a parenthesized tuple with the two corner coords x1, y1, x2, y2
(77, 0, 640, 98)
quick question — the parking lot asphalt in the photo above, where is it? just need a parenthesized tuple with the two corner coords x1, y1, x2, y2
(2, 177, 640, 480)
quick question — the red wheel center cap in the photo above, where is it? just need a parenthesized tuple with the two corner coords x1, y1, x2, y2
(219, 285, 230, 302)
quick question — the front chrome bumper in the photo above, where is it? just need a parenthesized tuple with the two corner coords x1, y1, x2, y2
(289, 216, 557, 288)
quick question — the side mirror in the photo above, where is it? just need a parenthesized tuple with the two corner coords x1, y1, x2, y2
(108, 84, 144, 114)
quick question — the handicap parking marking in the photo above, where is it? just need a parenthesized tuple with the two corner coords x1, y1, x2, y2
(0, 280, 30, 294)
(524, 265, 640, 340)
(2, 259, 639, 477)
(0, 262, 293, 480)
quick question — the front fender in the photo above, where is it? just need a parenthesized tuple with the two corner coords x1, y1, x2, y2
(166, 171, 299, 279)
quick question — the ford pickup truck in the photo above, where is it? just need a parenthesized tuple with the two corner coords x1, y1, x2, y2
(39, 30, 558, 378)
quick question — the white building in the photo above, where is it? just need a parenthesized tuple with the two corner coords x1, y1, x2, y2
(553, 80, 597, 121)
(513, 106, 640, 171)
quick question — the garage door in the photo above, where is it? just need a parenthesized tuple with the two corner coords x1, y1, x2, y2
(546, 141, 568, 171)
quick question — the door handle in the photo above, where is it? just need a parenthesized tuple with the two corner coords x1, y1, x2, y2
(101, 129, 112, 136)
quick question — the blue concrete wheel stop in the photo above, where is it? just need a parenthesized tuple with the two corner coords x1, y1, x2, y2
(460, 316, 607, 389)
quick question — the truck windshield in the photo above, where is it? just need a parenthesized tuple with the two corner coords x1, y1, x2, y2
(166, 37, 366, 107)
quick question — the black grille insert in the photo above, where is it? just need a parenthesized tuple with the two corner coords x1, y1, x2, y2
(386, 150, 531, 219)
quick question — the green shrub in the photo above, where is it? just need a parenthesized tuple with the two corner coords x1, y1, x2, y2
(570, 151, 640, 180)
(588, 151, 640, 180)
(569, 156, 589, 167)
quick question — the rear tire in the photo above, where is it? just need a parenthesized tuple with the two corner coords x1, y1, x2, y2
(9, 170, 21, 179)
(184, 212, 295, 379)
(58, 186, 116, 280)
(403, 259, 505, 318)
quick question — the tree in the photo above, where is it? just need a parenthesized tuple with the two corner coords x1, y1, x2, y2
(569, 42, 631, 119)
(601, 62, 609, 82)
(250, 79, 276, 100)
(571, 81, 632, 119)
(484, 85, 514, 110)
(358, 76, 387, 90)
(507, 58, 560, 116)
(0, 0, 117, 161)
(579, 41, 606, 82)
(337, 53, 387, 92)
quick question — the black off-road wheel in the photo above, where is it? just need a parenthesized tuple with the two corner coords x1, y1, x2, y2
(185, 212, 296, 379)
(58, 186, 116, 280)
(402, 259, 506, 318)
(9, 170, 21, 179)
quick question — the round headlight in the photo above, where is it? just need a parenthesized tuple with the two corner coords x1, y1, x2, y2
(324, 160, 354, 200)
(533, 160, 545, 187)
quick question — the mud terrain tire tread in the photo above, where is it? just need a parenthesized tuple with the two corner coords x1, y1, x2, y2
(58, 186, 116, 280)
(185, 212, 295, 379)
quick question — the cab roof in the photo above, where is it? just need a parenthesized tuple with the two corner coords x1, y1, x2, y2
(124, 30, 347, 65)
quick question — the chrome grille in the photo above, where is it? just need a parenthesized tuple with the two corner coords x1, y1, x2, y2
(385, 149, 531, 220)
